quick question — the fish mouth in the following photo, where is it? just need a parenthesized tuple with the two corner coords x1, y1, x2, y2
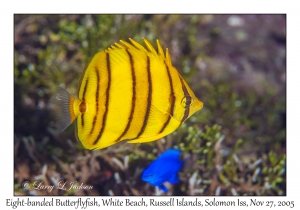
(198, 100, 204, 110)
(194, 98, 204, 113)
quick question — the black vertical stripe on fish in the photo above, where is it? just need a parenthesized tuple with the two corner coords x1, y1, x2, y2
(159, 63, 176, 134)
(89, 68, 100, 135)
(81, 77, 89, 127)
(93, 52, 111, 145)
(179, 76, 191, 124)
(136, 56, 152, 138)
(115, 50, 136, 142)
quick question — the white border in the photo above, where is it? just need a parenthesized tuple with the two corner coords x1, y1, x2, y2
(3, 1, 299, 209)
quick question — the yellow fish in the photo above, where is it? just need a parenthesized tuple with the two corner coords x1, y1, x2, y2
(52, 38, 203, 150)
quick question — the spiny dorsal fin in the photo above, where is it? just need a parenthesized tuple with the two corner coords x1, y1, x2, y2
(156, 39, 165, 60)
(165, 48, 172, 66)
(142, 37, 157, 54)
(110, 45, 119, 50)
(128, 38, 146, 50)
(112, 38, 173, 66)
(119, 40, 134, 49)
(114, 42, 124, 49)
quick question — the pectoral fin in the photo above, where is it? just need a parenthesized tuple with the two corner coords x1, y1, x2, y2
(168, 174, 180, 184)
(127, 105, 173, 144)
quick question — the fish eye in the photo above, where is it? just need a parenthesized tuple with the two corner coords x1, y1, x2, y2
(181, 96, 193, 108)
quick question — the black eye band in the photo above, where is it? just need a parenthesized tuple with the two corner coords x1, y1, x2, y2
(185, 96, 192, 107)
(179, 76, 191, 124)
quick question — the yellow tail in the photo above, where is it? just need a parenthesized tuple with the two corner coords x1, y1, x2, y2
(51, 87, 82, 131)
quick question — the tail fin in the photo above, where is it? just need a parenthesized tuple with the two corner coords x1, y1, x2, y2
(51, 87, 80, 131)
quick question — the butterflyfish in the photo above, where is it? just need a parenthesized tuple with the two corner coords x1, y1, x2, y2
(52, 38, 203, 150)
(142, 148, 183, 192)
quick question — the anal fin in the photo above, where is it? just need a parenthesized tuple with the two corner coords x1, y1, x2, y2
(157, 184, 168, 193)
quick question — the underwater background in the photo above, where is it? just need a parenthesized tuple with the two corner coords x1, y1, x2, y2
(14, 14, 286, 196)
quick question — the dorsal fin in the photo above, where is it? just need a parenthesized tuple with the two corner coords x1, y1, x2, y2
(111, 38, 172, 65)
(165, 48, 172, 66)
(119, 40, 134, 49)
(114, 42, 124, 49)
(110, 45, 119, 50)
(142, 37, 157, 54)
(128, 38, 146, 50)
(156, 39, 165, 60)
